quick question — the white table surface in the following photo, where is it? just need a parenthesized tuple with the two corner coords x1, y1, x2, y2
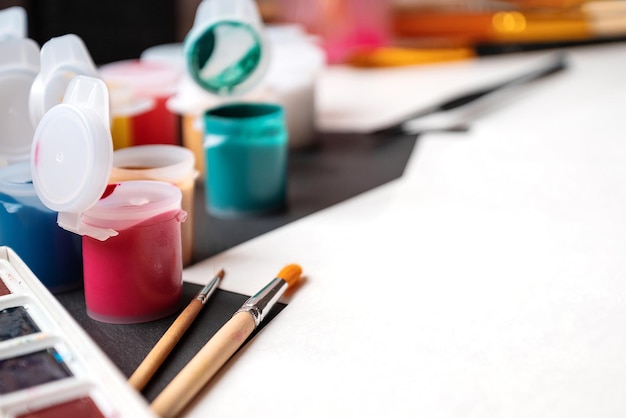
(182, 42, 626, 417)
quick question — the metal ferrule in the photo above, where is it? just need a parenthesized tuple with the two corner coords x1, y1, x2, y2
(196, 275, 220, 304)
(236, 277, 288, 326)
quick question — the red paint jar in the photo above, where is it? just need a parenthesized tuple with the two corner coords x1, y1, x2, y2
(99, 60, 181, 147)
(31, 76, 186, 324)
(81, 181, 186, 323)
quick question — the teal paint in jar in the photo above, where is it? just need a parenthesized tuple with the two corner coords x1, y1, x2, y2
(204, 102, 287, 217)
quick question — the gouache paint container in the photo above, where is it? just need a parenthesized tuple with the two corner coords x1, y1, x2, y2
(0, 163, 83, 293)
(185, 0, 289, 216)
(167, 73, 221, 181)
(109, 144, 198, 266)
(264, 24, 326, 149)
(99, 59, 181, 147)
(79, 181, 186, 323)
(203, 102, 287, 217)
(180, 0, 272, 183)
(108, 82, 154, 150)
(31, 75, 186, 324)
(0, 37, 82, 293)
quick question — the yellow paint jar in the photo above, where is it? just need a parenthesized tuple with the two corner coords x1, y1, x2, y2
(109, 145, 198, 266)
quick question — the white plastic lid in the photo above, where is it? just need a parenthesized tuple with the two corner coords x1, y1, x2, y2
(183, 0, 270, 96)
(107, 81, 155, 117)
(81, 180, 184, 231)
(0, 6, 27, 41)
(29, 34, 100, 128)
(99, 59, 181, 98)
(140, 43, 185, 75)
(31, 75, 115, 240)
(0, 38, 40, 164)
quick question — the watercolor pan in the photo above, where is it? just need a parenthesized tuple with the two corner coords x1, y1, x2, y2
(0, 306, 40, 342)
(0, 246, 156, 418)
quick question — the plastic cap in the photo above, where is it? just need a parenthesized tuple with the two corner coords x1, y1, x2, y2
(107, 82, 155, 117)
(31, 75, 115, 240)
(183, 0, 269, 96)
(99, 59, 181, 98)
(0, 6, 27, 41)
(140, 43, 185, 75)
(29, 34, 99, 128)
(0, 38, 40, 164)
(81, 180, 184, 231)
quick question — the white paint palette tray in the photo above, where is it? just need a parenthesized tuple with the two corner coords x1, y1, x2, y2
(0, 246, 155, 418)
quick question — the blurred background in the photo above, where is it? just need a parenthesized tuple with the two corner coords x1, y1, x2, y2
(1, 0, 624, 66)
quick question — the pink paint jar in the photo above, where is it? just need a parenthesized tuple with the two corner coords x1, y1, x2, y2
(31, 76, 186, 324)
(99, 59, 181, 147)
(80, 181, 186, 323)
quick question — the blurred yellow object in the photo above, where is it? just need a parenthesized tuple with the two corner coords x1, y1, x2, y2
(111, 116, 132, 150)
(491, 10, 591, 42)
(502, 0, 590, 7)
(348, 47, 475, 67)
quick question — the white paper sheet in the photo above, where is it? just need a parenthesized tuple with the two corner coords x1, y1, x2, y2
(181, 43, 626, 417)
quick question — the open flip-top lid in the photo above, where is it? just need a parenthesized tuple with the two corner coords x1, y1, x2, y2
(0, 6, 27, 41)
(31, 75, 185, 241)
(29, 34, 100, 128)
(30, 75, 115, 240)
(183, 0, 269, 96)
(0, 38, 40, 165)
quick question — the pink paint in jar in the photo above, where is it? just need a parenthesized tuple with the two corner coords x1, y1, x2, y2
(31, 75, 186, 324)
(81, 181, 186, 323)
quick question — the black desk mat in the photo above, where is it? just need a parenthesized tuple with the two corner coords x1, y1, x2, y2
(56, 131, 418, 402)
(56, 283, 284, 402)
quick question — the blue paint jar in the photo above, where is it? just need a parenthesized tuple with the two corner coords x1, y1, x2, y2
(203, 102, 287, 217)
(0, 162, 83, 293)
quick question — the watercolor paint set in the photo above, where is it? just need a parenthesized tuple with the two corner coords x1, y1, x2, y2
(0, 246, 156, 418)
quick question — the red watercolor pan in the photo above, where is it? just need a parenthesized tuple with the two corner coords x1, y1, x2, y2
(0, 278, 10, 296)
(15, 396, 105, 418)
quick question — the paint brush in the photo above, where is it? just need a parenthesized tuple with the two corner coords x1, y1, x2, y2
(150, 264, 303, 418)
(372, 51, 568, 137)
(128, 269, 224, 391)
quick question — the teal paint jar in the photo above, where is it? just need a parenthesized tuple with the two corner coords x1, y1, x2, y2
(203, 102, 287, 217)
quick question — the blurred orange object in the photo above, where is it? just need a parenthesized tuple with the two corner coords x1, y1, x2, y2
(501, 0, 590, 7)
(393, 8, 597, 44)
(347, 46, 476, 67)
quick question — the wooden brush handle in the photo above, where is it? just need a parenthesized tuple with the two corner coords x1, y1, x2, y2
(150, 311, 256, 418)
(129, 299, 204, 391)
